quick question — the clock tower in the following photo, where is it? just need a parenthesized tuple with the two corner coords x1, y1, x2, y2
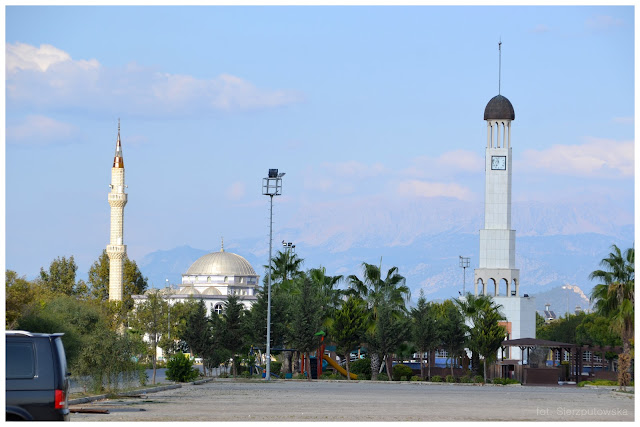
(473, 92, 536, 359)
(474, 94, 518, 296)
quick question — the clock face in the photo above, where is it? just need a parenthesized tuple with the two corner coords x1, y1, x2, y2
(491, 156, 506, 170)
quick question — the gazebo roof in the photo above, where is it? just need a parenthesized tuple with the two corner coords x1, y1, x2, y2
(501, 338, 575, 348)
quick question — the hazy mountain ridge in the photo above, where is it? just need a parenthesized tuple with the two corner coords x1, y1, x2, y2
(138, 198, 633, 303)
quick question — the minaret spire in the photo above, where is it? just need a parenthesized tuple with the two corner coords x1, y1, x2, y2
(113, 118, 124, 168)
(498, 39, 502, 95)
(221, 237, 225, 252)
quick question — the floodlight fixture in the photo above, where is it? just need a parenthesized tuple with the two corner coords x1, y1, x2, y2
(459, 256, 470, 295)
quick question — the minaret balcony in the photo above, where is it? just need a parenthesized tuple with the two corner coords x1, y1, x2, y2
(107, 245, 127, 257)
(108, 193, 128, 206)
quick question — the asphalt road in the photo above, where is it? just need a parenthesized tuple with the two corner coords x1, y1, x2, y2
(69, 380, 634, 422)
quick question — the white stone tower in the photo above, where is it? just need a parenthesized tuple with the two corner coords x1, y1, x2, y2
(472, 92, 536, 359)
(107, 121, 127, 301)
(474, 94, 518, 296)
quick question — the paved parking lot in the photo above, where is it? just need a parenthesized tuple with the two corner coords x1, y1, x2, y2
(70, 379, 634, 422)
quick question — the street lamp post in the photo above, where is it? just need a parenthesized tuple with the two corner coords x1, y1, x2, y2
(166, 278, 170, 341)
(262, 169, 284, 381)
(459, 256, 470, 295)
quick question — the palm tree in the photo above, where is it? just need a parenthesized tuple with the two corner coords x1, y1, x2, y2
(265, 250, 305, 285)
(589, 244, 634, 391)
(454, 293, 502, 376)
(348, 261, 410, 380)
(309, 266, 344, 330)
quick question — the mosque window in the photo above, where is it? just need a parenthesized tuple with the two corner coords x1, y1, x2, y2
(224, 276, 228, 283)
(207, 276, 211, 283)
(213, 304, 224, 315)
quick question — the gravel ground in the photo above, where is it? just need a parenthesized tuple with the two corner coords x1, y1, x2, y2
(69, 379, 634, 422)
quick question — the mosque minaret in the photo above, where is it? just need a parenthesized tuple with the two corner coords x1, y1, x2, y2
(107, 121, 127, 301)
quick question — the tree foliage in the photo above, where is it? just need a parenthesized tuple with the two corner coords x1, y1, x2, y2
(329, 296, 367, 380)
(411, 290, 440, 379)
(221, 293, 247, 377)
(5, 270, 36, 329)
(88, 250, 149, 309)
(290, 276, 323, 380)
(437, 300, 466, 377)
(589, 244, 634, 391)
(347, 261, 410, 380)
(132, 290, 168, 384)
(39, 255, 88, 297)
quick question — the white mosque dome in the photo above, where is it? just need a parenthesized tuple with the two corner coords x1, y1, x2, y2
(180, 285, 201, 295)
(201, 286, 223, 295)
(185, 249, 257, 276)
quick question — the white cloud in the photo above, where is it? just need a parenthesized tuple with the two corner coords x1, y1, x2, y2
(531, 24, 551, 33)
(226, 182, 246, 201)
(321, 161, 387, 178)
(586, 15, 624, 31)
(396, 180, 473, 201)
(6, 42, 303, 117)
(6, 115, 79, 145)
(519, 138, 634, 178)
(401, 150, 483, 179)
(6, 42, 73, 73)
(612, 116, 634, 124)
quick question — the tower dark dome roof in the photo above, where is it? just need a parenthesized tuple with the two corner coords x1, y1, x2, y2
(484, 95, 515, 120)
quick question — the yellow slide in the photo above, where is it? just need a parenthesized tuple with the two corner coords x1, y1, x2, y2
(323, 354, 358, 380)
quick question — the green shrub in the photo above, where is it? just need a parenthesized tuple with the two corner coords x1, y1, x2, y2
(320, 372, 341, 380)
(473, 375, 484, 383)
(350, 357, 371, 379)
(445, 375, 456, 383)
(410, 375, 421, 382)
(166, 352, 199, 382)
(293, 373, 306, 379)
(431, 375, 442, 382)
(491, 378, 519, 385)
(270, 361, 282, 376)
(377, 373, 389, 381)
(460, 375, 472, 383)
(392, 364, 414, 381)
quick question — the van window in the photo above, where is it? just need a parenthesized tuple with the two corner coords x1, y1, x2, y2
(6, 342, 35, 379)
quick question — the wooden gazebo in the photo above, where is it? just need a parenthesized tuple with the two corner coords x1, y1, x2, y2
(499, 338, 576, 384)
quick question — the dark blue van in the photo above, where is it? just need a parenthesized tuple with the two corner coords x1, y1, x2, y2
(6, 331, 70, 421)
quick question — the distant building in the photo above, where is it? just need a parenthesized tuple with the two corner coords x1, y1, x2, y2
(541, 303, 557, 323)
(132, 241, 259, 314)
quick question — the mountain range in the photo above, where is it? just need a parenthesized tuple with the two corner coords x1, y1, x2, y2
(138, 197, 633, 308)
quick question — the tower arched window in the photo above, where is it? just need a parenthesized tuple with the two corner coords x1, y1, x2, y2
(207, 276, 211, 283)
(224, 276, 228, 283)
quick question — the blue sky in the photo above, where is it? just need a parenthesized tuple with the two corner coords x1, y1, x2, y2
(4, 5, 635, 281)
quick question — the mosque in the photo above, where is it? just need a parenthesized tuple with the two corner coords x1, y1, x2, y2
(131, 241, 260, 314)
(105, 123, 260, 314)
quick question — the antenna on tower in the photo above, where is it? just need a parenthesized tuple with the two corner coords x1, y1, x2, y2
(498, 38, 502, 95)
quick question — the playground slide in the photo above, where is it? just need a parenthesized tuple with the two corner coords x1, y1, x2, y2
(323, 354, 358, 380)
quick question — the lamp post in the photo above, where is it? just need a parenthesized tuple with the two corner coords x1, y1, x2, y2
(459, 256, 470, 295)
(166, 278, 170, 341)
(262, 169, 284, 381)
